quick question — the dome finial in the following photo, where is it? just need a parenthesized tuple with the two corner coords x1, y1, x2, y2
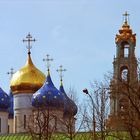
(7, 68, 15, 79)
(43, 54, 53, 75)
(56, 65, 67, 86)
(123, 11, 130, 24)
(23, 33, 36, 54)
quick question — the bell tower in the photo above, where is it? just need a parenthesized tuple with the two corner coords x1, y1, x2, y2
(114, 12, 137, 83)
(107, 12, 139, 130)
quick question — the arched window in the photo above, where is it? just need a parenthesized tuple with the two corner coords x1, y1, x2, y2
(120, 42, 130, 58)
(124, 44, 129, 57)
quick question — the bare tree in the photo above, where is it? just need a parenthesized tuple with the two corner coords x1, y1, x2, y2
(83, 81, 110, 140)
(27, 106, 57, 140)
(55, 87, 87, 140)
(83, 76, 131, 140)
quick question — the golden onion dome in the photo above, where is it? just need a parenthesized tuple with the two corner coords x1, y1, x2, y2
(115, 12, 136, 45)
(10, 53, 46, 94)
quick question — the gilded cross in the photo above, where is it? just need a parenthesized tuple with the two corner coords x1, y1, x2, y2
(7, 68, 15, 79)
(56, 65, 66, 81)
(43, 54, 53, 70)
(123, 11, 129, 23)
(23, 33, 36, 53)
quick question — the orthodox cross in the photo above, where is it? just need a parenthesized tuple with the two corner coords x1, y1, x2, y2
(7, 68, 15, 79)
(123, 11, 129, 23)
(23, 33, 36, 53)
(56, 65, 66, 81)
(43, 54, 53, 70)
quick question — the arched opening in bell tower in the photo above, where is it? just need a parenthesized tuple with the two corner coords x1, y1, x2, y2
(119, 98, 128, 112)
(120, 41, 130, 58)
(119, 98, 129, 120)
(120, 66, 129, 82)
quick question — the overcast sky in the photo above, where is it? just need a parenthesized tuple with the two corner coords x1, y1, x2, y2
(0, 0, 140, 101)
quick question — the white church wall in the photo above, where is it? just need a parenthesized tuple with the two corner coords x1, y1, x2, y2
(33, 108, 75, 133)
(8, 118, 14, 133)
(14, 93, 33, 133)
(0, 111, 8, 134)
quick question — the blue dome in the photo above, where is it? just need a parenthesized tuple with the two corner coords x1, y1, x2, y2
(8, 90, 14, 118)
(59, 84, 78, 116)
(32, 71, 64, 108)
(0, 87, 10, 110)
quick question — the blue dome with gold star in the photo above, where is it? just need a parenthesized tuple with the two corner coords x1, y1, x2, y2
(32, 70, 64, 108)
(0, 87, 10, 110)
(59, 84, 77, 116)
(8, 90, 14, 118)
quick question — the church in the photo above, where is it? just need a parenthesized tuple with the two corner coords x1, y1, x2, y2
(0, 12, 139, 135)
(0, 33, 77, 134)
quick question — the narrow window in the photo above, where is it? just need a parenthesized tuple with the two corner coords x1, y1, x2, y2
(54, 116, 57, 130)
(8, 125, 9, 133)
(15, 116, 17, 133)
(24, 115, 26, 129)
(0, 118, 1, 133)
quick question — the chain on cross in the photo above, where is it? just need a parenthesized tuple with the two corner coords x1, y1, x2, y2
(56, 65, 67, 81)
(23, 33, 36, 53)
(7, 68, 15, 79)
(43, 54, 53, 71)
(123, 11, 130, 23)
